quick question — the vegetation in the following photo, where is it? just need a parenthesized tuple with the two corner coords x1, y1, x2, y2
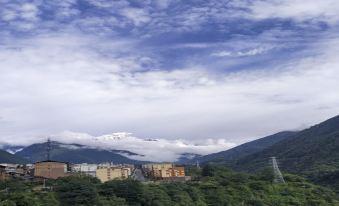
(232, 116, 339, 193)
(0, 165, 338, 206)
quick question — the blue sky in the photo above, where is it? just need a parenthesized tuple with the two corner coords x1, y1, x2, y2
(1, 0, 339, 160)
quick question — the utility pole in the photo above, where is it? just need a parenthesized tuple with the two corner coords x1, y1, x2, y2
(271, 157, 285, 183)
(43, 178, 46, 189)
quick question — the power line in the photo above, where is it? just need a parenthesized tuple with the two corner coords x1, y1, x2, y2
(196, 160, 200, 169)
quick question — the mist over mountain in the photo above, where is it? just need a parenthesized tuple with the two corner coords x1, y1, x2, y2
(15, 141, 144, 164)
(1, 140, 203, 164)
(1, 132, 234, 162)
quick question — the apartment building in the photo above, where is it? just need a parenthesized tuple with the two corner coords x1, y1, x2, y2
(142, 163, 186, 179)
(34, 161, 69, 179)
(0, 165, 9, 181)
(169, 166, 185, 177)
(96, 167, 131, 183)
(72, 163, 98, 177)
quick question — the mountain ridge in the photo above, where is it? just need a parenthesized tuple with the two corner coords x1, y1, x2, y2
(15, 141, 146, 164)
(234, 115, 339, 173)
(193, 131, 297, 164)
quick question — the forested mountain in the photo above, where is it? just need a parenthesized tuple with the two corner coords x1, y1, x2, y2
(0, 149, 27, 164)
(231, 115, 339, 192)
(15, 141, 144, 164)
(193, 131, 297, 164)
(234, 115, 339, 171)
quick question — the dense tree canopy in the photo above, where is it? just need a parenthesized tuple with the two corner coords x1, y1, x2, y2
(0, 165, 338, 206)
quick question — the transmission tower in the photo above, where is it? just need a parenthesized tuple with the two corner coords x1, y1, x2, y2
(46, 138, 51, 161)
(270, 157, 285, 183)
(196, 160, 200, 169)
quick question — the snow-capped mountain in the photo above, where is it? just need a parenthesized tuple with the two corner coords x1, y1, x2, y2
(0, 145, 25, 154)
(1, 131, 235, 162)
(94, 133, 131, 141)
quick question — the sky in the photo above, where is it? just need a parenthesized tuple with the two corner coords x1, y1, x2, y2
(1, 0, 339, 161)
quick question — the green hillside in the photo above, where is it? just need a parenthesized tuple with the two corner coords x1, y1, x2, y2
(232, 115, 339, 192)
(194, 131, 296, 164)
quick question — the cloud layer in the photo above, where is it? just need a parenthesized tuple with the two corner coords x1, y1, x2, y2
(49, 131, 236, 162)
(0, 0, 339, 159)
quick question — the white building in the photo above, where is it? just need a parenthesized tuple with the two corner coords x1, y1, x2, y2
(72, 163, 98, 177)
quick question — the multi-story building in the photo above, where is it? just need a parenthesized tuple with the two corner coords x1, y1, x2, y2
(96, 167, 131, 183)
(72, 163, 98, 177)
(169, 166, 185, 177)
(143, 163, 173, 178)
(0, 164, 18, 174)
(34, 161, 69, 179)
(0, 165, 9, 181)
(142, 163, 186, 179)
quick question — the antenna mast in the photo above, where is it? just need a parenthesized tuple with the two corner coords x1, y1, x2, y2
(46, 138, 51, 161)
(271, 157, 285, 183)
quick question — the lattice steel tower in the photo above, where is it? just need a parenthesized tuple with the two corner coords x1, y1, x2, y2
(46, 138, 51, 161)
(271, 157, 285, 183)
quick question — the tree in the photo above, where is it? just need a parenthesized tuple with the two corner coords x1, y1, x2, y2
(99, 196, 127, 206)
(0, 200, 16, 206)
(141, 185, 172, 206)
(99, 180, 143, 205)
(202, 164, 217, 177)
(55, 176, 100, 206)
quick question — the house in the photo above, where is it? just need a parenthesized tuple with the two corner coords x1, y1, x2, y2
(0, 165, 9, 181)
(34, 161, 69, 179)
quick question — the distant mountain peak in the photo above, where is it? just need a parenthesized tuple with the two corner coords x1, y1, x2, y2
(0, 145, 25, 155)
(95, 132, 132, 141)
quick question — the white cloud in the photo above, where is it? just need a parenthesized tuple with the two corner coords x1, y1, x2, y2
(153, 0, 172, 10)
(1, 0, 339, 160)
(247, 0, 339, 24)
(2, 0, 339, 35)
(121, 8, 151, 26)
(0, 2, 39, 22)
(47, 131, 235, 162)
(1, 9, 17, 21)
(85, 0, 129, 9)
(212, 47, 269, 57)
(20, 3, 39, 21)
(0, 32, 339, 149)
